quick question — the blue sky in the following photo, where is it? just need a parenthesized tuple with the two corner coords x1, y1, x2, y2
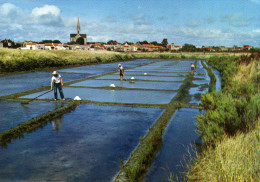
(0, 0, 259, 47)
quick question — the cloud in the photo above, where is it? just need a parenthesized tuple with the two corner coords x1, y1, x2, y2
(0, 3, 23, 23)
(133, 14, 151, 25)
(205, 16, 216, 24)
(103, 16, 117, 23)
(0, 3, 21, 16)
(249, 0, 260, 4)
(186, 21, 200, 28)
(31, 5, 63, 26)
(221, 13, 251, 27)
(158, 15, 167, 21)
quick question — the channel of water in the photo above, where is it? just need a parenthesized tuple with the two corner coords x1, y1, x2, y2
(144, 108, 202, 181)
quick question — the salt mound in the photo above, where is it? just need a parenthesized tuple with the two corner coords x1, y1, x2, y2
(74, 96, 82, 100)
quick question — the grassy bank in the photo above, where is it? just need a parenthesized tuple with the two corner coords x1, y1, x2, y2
(0, 49, 135, 73)
(0, 49, 248, 73)
(130, 52, 248, 60)
(186, 52, 260, 181)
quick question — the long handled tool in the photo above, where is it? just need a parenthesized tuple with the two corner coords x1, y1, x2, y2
(21, 90, 52, 105)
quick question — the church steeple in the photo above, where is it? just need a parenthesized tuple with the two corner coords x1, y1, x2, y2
(77, 17, 81, 35)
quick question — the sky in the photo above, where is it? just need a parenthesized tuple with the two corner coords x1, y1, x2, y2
(0, 0, 259, 47)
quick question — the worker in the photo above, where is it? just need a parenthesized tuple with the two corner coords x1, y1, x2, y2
(118, 64, 124, 80)
(51, 71, 65, 101)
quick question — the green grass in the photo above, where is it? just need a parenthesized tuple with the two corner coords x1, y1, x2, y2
(187, 119, 260, 182)
(0, 49, 136, 73)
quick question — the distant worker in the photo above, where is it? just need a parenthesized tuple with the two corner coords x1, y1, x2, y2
(191, 63, 195, 75)
(118, 64, 124, 80)
(51, 71, 65, 101)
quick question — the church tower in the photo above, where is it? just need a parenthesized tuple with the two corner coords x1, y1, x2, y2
(77, 17, 81, 35)
(70, 17, 87, 45)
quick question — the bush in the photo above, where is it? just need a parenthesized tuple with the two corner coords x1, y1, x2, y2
(197, 53, 259, 145)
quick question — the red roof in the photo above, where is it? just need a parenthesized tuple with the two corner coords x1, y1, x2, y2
(26, 41, 36, 46)
(45, 43, 53, 46)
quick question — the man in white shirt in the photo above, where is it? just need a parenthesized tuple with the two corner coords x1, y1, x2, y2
(118, 64, 124, 80)
(51, 71, 65, 101)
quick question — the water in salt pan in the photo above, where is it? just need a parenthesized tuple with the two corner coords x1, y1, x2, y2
(0, 101, 64, 132)
(20, 87, 177, 104)
(70, 79, 182, 90)
(0, 72, 94, 97)
(0, 104, 164, 182)
(96, 75, 186, 82)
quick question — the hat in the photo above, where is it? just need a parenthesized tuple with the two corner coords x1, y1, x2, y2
(118, 64, 121, 67)
(52, 71, 58, 75)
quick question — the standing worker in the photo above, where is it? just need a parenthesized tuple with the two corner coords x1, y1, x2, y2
(118, 64, 124, 80)
(51, 71, 65, 101)
(190, 63, 195, 75)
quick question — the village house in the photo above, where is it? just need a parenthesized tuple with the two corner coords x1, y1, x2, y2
(219, 46, 228, 51)
(36, 44, 45, 50)
(21, 41, 37, 50)
(243, 45, 253, 50)
(168, 43, 182, 51)
(232, 47, 244, 51)
(202, 47, 215, 51)
(131, 44, 140, 52)
(123, 43, 131, 52)
(140, 44, 163, 51)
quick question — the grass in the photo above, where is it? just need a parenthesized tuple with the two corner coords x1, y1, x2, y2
(187, 118, 260, 182)
(0, 49, 249, 74)
(0, 49, 136, 73)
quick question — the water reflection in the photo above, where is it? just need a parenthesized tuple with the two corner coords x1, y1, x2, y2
(51, 116, 64, 132)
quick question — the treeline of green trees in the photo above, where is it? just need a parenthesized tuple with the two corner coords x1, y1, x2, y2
(38, 40, 62, 44)
(196, 52, 260, 146)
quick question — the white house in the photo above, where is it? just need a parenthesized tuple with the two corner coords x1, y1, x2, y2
(22, 41, 37, 50)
